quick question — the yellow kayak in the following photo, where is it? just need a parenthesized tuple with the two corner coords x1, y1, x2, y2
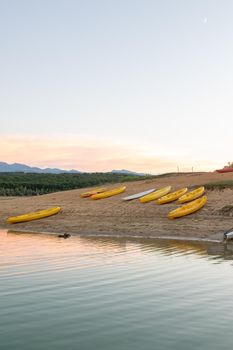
(7, 207, 61, 224)
(91, 186, 126, 200)
(168, 196, 207, 219)
(157, 188, 188, 204)
(140, 186, 171, 203)
(80, 187, 107, 198)
(177, 186, 205, 203)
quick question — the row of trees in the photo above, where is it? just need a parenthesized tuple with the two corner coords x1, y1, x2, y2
(0, 172, 152, 196)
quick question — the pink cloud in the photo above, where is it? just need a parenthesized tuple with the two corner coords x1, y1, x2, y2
(0, 135, 216, 173)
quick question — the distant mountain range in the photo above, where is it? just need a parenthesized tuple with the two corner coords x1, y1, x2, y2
(0, 162, 146, 176)
(0, 162, 81, 174)
(111, 169, 146, 176)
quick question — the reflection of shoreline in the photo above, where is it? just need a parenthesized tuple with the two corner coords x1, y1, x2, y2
(4, 228, 233, 261)
(206, 242, 233, 259)
(6, 228, 222, 243)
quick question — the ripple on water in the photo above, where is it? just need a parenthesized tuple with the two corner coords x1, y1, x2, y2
(1, 229, 233, 350)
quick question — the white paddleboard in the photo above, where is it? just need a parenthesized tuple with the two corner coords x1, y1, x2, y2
(122, 189, 155, 201)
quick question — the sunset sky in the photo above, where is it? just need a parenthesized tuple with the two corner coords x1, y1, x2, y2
(1, 0, 233, 173)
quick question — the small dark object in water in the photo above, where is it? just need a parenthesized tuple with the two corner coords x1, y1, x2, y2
(58, 233, 71, 239)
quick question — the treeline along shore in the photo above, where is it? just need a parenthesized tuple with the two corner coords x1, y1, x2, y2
(1, 171, 233, 197)
(0, 172, 153, 196)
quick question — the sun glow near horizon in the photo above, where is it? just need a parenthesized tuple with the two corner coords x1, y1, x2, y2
(0, 134, 226, 174)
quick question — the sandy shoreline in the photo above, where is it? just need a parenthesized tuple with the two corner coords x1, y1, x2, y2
(1, 172, 233, 242)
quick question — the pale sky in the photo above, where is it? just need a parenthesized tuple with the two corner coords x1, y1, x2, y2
(1, 0, 233, 173)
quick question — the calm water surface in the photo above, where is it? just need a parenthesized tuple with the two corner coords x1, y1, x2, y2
(1, 229, 233, 350)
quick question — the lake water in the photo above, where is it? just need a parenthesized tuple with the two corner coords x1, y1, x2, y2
(1, 229, 233, 350)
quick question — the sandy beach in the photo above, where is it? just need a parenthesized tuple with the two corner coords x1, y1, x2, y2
(1, 172, 233, 241)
